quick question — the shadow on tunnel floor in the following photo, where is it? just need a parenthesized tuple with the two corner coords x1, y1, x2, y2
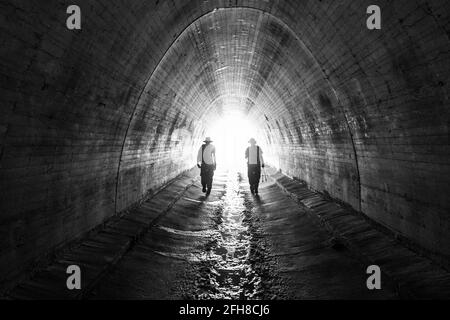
(2, 167, 450, 300)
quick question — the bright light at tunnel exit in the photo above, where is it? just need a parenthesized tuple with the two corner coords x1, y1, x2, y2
(206, 113, 261, 172)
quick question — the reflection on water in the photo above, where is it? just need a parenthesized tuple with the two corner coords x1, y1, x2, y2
(195, 171, 262, 299)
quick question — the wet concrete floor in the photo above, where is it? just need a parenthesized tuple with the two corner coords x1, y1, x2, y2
(85, 169, 396, 299)
(10, 168, 450, 300)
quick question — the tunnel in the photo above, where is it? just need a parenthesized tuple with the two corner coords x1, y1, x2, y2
(0, 0, 449, 300)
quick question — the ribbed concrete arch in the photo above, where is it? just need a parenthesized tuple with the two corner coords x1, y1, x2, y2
(1, 0, 448, 286)
(116, 7, 360, 215)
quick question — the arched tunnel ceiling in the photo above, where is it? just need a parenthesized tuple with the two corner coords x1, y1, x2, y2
(124, 7, 353, 182)
(118, 6, 363, 218)
(1, 0, 449, 284)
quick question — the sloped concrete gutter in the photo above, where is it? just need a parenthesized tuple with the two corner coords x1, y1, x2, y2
(2, 169, 198, 299)
(271, 169, 450, 299)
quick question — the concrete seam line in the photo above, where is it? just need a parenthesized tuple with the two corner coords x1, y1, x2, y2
(338, 107, 362, 212)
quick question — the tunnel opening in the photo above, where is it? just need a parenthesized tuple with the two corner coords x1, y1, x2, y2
(116, 6, 362, 219)
(1, 1, 449, 295)
(206, 111, 265, 172)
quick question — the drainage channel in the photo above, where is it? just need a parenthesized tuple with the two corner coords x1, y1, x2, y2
(191, 171, 264, 299)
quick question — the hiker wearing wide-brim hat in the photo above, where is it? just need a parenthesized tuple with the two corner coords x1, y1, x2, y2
(197, 137, 216, 195)
(245, 138, 265, 195)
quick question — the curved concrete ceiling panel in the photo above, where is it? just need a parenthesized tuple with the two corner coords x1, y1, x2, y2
(0, 0, 448, 284)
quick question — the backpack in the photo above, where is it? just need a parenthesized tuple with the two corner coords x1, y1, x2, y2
(247, 146, 260, 166)
(202, 144, 216, 170)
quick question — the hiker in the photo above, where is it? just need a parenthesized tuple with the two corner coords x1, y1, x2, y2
(245, 138, 264, 194)
(197, 137, 216, 195)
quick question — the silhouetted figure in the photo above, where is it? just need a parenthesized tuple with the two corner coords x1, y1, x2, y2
(245, 138, 264, 194)
(197, 137, 216, 195)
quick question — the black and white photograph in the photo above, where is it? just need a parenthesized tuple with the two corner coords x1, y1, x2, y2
(0, 0, 449, 309)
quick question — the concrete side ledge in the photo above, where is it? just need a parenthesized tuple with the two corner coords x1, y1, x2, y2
(271, 171, 450, 299)
(2, 169, 198, 299)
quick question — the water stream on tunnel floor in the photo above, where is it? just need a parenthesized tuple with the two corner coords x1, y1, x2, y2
(194, 171, 264, 299)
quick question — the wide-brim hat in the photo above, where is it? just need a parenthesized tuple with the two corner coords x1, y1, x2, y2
(204, 137, 213, 142)
(248, 138, 256, 144)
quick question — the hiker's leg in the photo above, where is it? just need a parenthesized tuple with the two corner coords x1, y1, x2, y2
(208, 172, 213, 191)
(206, 166, 213, 194)
(255, 167, 261, 194)
(200, 166, 207, 192)
(248, 165, 257, 192)
(201, 177, 206, 192)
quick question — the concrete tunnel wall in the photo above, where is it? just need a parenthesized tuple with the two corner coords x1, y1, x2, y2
(0, 0, 449, 284)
